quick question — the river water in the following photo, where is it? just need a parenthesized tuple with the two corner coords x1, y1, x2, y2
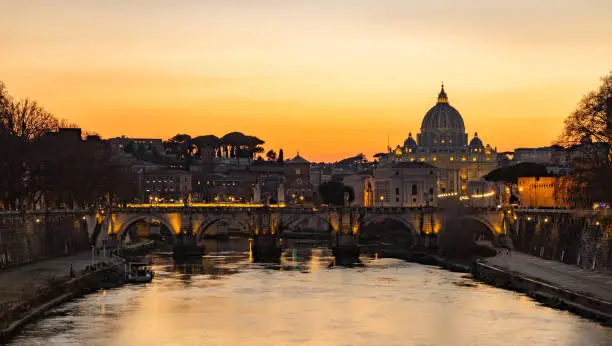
(9, 240, 612, 346)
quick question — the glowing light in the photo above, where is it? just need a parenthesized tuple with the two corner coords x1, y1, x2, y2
(437, 192, 458, 198)
(35, 218, 41, 223)
(459, 196, 470, 200)
(124, 202, 286, 208)
(527, 216, 532, 221)
(544, 218, 549, 223)
(519, 187, 524, 192)
(470, 191, 496, 199)
(82, 216, 87, 220)
(595, 221, 600, 226)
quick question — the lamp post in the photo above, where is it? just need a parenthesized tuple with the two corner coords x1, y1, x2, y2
(380, 195, 385, 207)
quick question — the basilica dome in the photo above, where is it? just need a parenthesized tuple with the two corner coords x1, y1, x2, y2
(420, 86, 465, 132)
(403, 133, 417, 148)
(469, 133, 484, 148)
(417, 84, 468, 149)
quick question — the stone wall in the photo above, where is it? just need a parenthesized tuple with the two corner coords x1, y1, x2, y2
(512, 214, 612, 273)
(0, 213, 90, 269)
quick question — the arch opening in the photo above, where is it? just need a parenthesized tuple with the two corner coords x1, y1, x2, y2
(359, 217, 417, 248)
(119, 216, 174, 246)
(438, 217, 497, 259)
(283, 215, 334, 234)
(196, 217, 249, 241)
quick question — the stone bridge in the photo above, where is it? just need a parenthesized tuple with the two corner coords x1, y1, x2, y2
(1, 207, 609, 262)
(87, 206, 517, 249)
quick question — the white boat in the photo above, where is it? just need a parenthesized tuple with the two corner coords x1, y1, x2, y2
(125, 262, 154, 284)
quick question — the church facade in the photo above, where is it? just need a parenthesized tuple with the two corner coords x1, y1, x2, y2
(384, 85, 498, 195)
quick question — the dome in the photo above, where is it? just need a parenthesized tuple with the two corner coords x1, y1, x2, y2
(469, 132, 484, 148)
(420, 85, 465, 132)
(403, 132, 417, 147)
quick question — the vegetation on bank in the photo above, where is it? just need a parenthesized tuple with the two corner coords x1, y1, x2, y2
(0, 82, 136, 210)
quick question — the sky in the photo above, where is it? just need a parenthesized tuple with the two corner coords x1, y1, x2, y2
(1, 0, 611, 162)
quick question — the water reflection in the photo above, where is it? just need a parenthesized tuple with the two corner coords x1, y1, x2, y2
(10, 241, 612, 346)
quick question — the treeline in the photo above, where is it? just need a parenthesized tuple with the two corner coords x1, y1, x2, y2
(138, 132, 285, 169)
(0, 81, 135, 210)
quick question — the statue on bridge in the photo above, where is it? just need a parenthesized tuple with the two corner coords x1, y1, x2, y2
(252, 181, 261, 204)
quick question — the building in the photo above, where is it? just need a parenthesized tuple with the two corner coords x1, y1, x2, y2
(513, 145, 566, 165)
(343, 170, 374, 206)
(284, 154, 315, 203)
(345, 162, 438, 207)
(517, 176, 569, 208)
(385, 84, 499, 194)
(310, 165, 333, 191)
(142, 169, 192, 203)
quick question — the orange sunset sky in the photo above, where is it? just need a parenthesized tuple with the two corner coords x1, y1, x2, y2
(1, 0, 611, 162)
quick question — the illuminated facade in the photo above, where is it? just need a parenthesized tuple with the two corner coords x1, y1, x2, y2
(386, 84, 499, 195)
(517, 176, 569, 208)
(343, 163, 438, 207)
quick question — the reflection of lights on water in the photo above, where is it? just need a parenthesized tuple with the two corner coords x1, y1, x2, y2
(248, 238, 253, 263)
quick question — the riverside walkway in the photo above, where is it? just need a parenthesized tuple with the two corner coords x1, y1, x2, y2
(0, 252, 107, 309)
(481, 252, 612, 303)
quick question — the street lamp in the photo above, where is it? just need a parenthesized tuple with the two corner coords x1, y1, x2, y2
(380, 195, 385, 207)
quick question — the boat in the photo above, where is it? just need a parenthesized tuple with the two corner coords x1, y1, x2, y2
(125, 262, 154, 284)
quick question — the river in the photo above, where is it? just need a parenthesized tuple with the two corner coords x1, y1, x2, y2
(9, 240, 612, 346)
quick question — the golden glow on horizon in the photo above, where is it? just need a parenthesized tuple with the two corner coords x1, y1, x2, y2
(1, 1, 611, 161)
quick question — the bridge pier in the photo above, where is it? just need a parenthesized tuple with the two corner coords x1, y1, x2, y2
(251, 234, 282, 263)
(332, 232, 360, 266)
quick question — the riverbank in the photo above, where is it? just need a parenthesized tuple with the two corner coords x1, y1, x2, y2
(473, 253, 612, 326)
(0, 253, 126, 344)
(372, 247, 612, 326)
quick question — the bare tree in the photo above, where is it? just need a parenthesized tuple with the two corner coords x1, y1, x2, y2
(558, 71, 612, 206)
(5, 98, 58, 140)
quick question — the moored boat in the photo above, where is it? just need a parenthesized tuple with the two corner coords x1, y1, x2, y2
(125, 262, 154, 284)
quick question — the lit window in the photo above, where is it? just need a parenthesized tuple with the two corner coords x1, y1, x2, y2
(461, 157, 467, 161)
(450, 157, 454, 161)
(432, 157, 437, 161)
(295, 168, 301, 175)
(420, 158, 425, 162)
(472, 157, 477, 161)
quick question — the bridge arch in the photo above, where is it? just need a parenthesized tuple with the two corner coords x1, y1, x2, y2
(282, 214, 335, 233)
(360, 215, 419, 237)
(116, 214, 176, 243)
(359, 215, 419, 248)
(438, 215, 499, 256)
(196, 216, 249, 239)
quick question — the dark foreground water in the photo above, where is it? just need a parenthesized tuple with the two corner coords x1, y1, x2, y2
(10, 241, 612, 346)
